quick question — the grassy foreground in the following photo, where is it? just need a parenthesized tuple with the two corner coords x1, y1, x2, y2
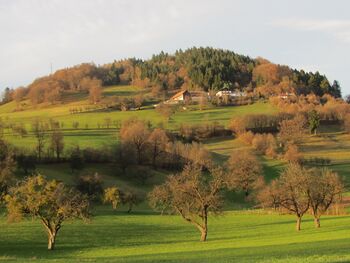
(0, 208, 349, 262)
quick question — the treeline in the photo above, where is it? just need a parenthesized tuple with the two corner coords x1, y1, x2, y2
(149, 156, 343, 241)
(1, 47, 342, 106)
(270, 93, 350, 122)
(0, 117, 214, 173)
(227, 97, 350, 167)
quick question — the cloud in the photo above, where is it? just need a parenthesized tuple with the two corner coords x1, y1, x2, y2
(271, 18, 350, 44)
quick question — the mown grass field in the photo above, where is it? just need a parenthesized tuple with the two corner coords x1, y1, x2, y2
(1, 208, 350, 262)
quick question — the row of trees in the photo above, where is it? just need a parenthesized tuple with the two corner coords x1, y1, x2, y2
(270, 93, 350, 122)
(149, 160, 343, 241)
(258, 164, 343, 230)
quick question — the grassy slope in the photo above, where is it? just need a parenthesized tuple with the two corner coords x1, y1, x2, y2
(204, 129, 350, 189)
(204, 136, 285, 182)
(1, 126, 348, 262)
(2, 86, 350, 262)
(1, 210, 350, 262)
(0, 86, 276, 149)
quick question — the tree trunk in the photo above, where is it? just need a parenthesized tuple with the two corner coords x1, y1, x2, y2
(48, 231, 57, 250)
(127, 204, 133, 213)
(152, 146, 157, 169)
(314, 217, 321, 228)
(200, 210, 208, 242)
(296, 216, 301, 231)
(137, 149, 142, 165)
(200, 228, 207, 242)
(56, 148, 60, 161)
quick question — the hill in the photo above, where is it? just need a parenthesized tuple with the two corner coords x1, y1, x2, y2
(1, 47, 341, 109)
(1, 48, 350, 262)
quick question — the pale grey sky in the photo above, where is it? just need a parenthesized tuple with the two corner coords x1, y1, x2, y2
(1, 0, 350, 94)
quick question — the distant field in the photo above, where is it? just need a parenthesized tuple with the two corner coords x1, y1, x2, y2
(103, 85, 145, 97)
(298, 129, 350, 185)
(171, 101, 276, 127)
(204, 137, 285, 182)
(0, 86, 276, 150)
(204, 132, 350, 186)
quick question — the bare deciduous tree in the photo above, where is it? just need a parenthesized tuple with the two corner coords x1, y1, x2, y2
(258, 164, 310, 231)
(120, 120, 150, 164)
(229, 117, 246, 136)
(308, 168, 343, 228)
(147, 128, 169, 168)
(32, 120, 47, 160)
(283, 144, 303, 164)
(120, 190, 142, 213)
(84, 78, 102, 104)
(226, 150, 263, 197)
(156, 103, 175, 121)
(12, 87, 26, 109)
(343, 114, 350, 133)
(5, 175, 90, 250)
(149, 164, 228, 241)
(50, 129, 64, 161)
(134, 94, 144, 110)
(278, 114, 307, 145)
(0, 140, 16, 195)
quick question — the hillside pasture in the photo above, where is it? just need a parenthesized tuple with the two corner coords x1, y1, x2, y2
(103, 85, 146, 97)
(0, 209, 350, 262)
(0, 88, 275, 150)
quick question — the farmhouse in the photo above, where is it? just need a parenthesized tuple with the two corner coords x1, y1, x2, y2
(169, 90, 191, 102)
(164, 90, 209, 104)
(278, 92, 296, 99)
(216, 90, 246, 98)
(189, 91, 209, 102)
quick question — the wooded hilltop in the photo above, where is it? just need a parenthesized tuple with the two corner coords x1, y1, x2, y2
(1, 47, 342, 105)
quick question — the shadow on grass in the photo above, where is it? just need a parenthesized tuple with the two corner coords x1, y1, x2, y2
(74, 237, 350, 263)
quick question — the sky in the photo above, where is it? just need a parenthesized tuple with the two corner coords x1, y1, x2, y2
(1, 0, 350, 95)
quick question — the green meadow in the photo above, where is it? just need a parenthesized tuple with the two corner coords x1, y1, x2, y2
(0, 86, 276, 149)
(1, 208, 350, 262)
(1, 85, 350, 262)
